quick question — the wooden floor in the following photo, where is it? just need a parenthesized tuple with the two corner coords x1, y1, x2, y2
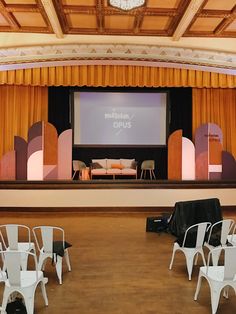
(1, 210, 236, 314)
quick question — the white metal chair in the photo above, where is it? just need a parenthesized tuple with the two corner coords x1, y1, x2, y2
(0, 224, 35, 270)
(227, 223, 236, 246)
(0, 250, 48, 314)
(32, 226, 71, 284)
(72, 160, 86, 179)
(169, 222, 211, 280)
(194, 246, 236, 314)
(204, 219, 234, 265)
(140, 160, 156, 180)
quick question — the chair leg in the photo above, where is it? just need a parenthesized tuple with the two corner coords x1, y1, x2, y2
(1, 288, 11, 314)
(55, 256, 63, 284)
(40, 279, 49, 306)
(184, 251, 195, 280)
(210, 284, 222, 314)
(151, 170, 156, 179)
(72, 171, 76, 179)
(24, 290, 35, 314)
(194, 272, 203, 300)
(140, 170, 144, 179)
(169, 244, 178, 270)
(38, 254, 47, 271)
(64, 249, 71, 271)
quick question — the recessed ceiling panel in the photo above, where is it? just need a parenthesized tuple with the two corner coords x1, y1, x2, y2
(141, 16, 171, 30)
(190, 17, 223, 32)
(147, 0, 181, 9)
(13, 12, 47, 27)
(0, 13, 8, 26)
(105, 15, 134, 30)
(225, 20, 236, 32)
(67, 14, 97, 28)
(204, 0, 236, 10)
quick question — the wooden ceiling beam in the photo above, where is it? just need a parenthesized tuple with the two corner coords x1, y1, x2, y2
(214, 5, 236, 35)
(172, 0, 206, 41)
(0, 0, 20, 29)
(96, 0, 104, 33)
(40, 0, 63, 38)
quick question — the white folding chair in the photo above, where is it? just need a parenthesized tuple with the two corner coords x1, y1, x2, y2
(0, 224, 35, 270)
(0, 250, 48, 314)
(169, 222, 211, 280)
(204, 219, 234, 265)
(194, 246, 236, 314)
(227, 223, 236, 246)
(33, 226, 71, 284)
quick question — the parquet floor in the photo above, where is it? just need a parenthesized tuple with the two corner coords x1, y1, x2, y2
(0, 210, 236, 314)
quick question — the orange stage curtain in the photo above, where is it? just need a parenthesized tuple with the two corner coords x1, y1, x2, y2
(0, 85, 48, 159)
(192, 88, 236, 159)
(0, 65, 235, 88)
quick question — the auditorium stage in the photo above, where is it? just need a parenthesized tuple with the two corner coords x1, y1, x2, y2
(0, 179, 236, 212)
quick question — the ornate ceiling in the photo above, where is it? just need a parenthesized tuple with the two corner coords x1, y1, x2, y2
(0, 0, 236, 73)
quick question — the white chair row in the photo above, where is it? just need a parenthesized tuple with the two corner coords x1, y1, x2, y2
(0, 224, 72, 313)
(0, 250, 48, 314)
(169, 219, 235, 280)
(169, 219, 236, 314)
(0, 224, 71, 284)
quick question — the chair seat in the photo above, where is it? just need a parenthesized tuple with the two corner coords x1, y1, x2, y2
(200, 266, 236, 281)
(6, 242, 35, 252)
(5, 270, 45, 288)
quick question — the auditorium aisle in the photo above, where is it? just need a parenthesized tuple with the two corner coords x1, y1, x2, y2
(0, 210, 235, 314)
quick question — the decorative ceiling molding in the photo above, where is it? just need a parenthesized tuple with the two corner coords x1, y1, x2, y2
(173, 0, 206, 41)
(0, 43, 235, 72)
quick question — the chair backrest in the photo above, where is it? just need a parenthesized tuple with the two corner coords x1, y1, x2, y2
(141, 160, 155, 170)
(72, 160, 86, 171)
(33, 226, 64, 254)
(206, 247, 236, 280)
(207, 219, 234, 246)
(182, 222, 211, 248)
(0, 224, 31, 250)
(0, 251, 38, 286)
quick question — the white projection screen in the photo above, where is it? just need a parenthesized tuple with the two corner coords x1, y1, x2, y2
(72, 91, 168, 146)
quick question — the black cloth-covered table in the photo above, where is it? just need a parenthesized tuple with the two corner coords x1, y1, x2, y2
(168, 198, 222, 237)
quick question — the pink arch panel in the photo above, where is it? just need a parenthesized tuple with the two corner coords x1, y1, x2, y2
(0, 151, 16, 180)
(27, 150, 44, 180)
(28, 121, 43, 142)
(182, 137, 195, 180)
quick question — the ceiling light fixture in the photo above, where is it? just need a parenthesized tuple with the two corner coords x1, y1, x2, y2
(109, 0, 145, 11)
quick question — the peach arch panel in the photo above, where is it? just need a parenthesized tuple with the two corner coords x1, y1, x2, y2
(168, 130, 182, 180)
(44, 122, 58, 165)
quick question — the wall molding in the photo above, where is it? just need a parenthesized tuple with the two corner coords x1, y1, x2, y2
(0, 43, 235, 75)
